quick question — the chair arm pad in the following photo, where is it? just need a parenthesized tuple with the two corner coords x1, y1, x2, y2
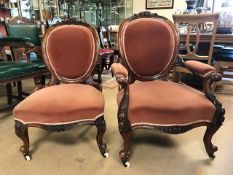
(111, 63, 128, 78)
(0, 36, 34, 47)
(184, 60, 216, 75)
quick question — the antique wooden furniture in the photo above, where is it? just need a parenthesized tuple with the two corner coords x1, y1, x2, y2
(13, 21, 108, 161)
(96, 26, 115, 83)
(172, 13, 219, 81)
(0, 18, 8, 61)
(5, 16, 42, 61)
(0, 17, 47, 105)
(0, 59, 46, 105)
(112, 11, 225, 167)
(179, 33, 233, 44)
(1, 16, 47, 104)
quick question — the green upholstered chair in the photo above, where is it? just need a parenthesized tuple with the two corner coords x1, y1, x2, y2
(0, 17, 47, 105)
(0, 37, 47, 105)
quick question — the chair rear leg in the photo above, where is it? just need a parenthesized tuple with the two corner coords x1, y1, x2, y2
(17, 81, 23, 100)
(6, 83, 13, 105)
(15, 121, 31, 160)
(95, 116, 108, 158)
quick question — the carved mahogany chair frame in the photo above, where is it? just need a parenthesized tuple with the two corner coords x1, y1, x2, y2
(112, 11, 225, 167)
(14, 21, 108, 160)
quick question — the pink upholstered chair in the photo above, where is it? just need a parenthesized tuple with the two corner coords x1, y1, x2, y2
(112, 11, 225, 167)
(13, 21, 108, 160)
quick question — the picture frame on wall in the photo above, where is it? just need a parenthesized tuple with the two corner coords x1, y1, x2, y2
(146, 0, 174, 9)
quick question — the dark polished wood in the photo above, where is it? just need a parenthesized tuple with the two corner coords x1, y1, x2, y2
(115, 11, 225, 167)
(15, 115, 107, 160)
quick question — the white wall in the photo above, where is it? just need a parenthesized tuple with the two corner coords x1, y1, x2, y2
(133, 0, 187, 21)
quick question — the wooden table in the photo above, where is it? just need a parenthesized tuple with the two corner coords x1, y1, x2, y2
(180, 33, 233, 44)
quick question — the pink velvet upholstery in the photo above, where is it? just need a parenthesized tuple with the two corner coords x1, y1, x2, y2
(45, 25, 95, 79)
(99, 48, 114, 56)
(184, 60, 216, 75)
(14, 84, 104, 124)
(121, 18, 176, 76)
(118, 80, 215, 125)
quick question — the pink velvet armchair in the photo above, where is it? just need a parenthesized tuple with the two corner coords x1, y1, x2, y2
(13, 21, 108, 160)
(112, 11, 225, 167)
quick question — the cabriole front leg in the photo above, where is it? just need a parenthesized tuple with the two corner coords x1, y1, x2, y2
(118, 93, 131, 167)
(119, 122, 131, 168)
(95, 116, 108, 158)
(204, 126, 218, 158)
(15, 121, 31, 161)
(203, 107, 225, 158)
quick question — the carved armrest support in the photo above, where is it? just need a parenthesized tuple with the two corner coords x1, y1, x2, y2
(203, 71, 222, 96)
(182, 60, 222, 95)
(177, 57, 222, 96)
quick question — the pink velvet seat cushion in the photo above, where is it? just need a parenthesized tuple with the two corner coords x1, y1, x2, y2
(117, 81, 215, 126)
(14, 84, 104, 124)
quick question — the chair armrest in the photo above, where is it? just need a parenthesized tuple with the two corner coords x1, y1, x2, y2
(111, 63, 128, 78)
(184, 60, 222, 97)
(176, 57, 222, 95)
(184, 60, 216, 76)
(102, 63, 128, 90)
(0, 36, 34, 48)
(111, 63, 128, 86)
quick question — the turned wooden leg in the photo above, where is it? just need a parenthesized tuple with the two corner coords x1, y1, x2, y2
(97, 61, 103, 83)
(107, 55, 114, 70)
(15, 121, 31, 160)
(6, 83, 13, 105)
(17, 81, 23, 100)
(95, 116, 108, 158)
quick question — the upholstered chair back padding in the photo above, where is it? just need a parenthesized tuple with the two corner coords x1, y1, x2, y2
(43, 25, 98, 81)
(120, 18, 177, 76)
(6, 24, 41, 46)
